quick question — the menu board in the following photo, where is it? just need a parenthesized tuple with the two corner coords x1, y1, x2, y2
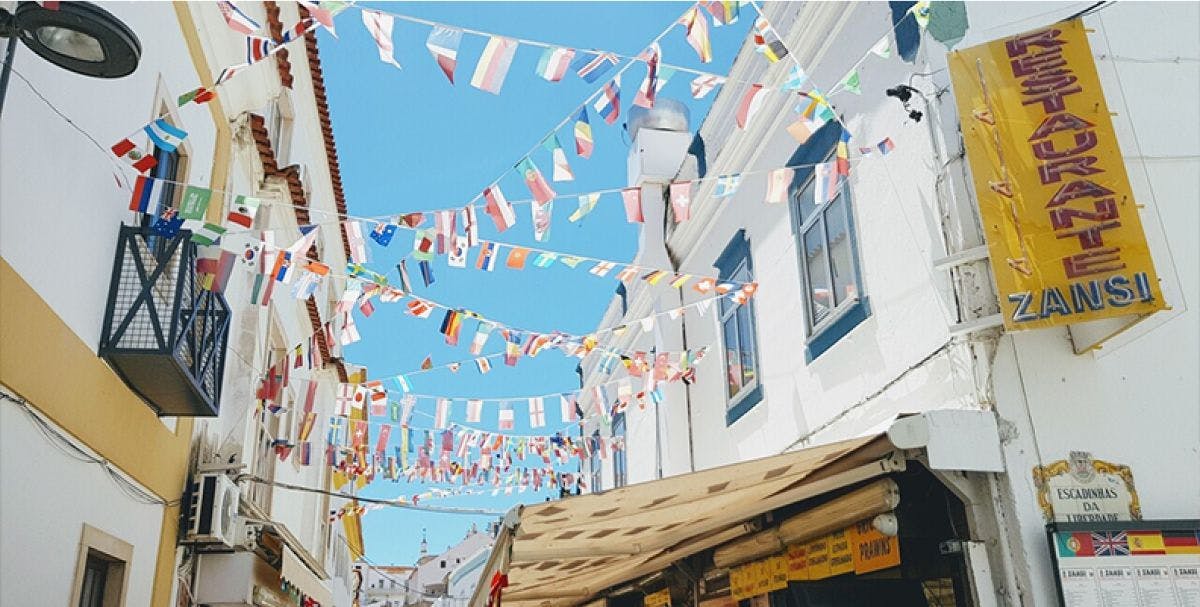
(1048, 522, 1200, 607)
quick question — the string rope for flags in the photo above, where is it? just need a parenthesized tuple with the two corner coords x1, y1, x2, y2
(237, 475, 505, 515)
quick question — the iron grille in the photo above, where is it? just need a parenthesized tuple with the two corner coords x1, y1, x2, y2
(99, 225, 230, 416)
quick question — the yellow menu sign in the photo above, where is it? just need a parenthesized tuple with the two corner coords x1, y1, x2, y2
(851, 519, 901, 574)
(786, 543, 809, 581)
(805, 536, 831, 580)
(827, 529, 855, 576)
(948, 18, 1164, 330)
(644, 588, 671, 607)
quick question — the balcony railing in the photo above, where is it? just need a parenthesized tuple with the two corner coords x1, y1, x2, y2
(99, 225, 230, 416)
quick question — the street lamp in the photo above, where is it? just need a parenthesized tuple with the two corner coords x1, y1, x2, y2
(0, 1, 141, 115)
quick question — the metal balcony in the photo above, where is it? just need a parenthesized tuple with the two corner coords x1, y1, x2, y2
(99, 225, 230, 416)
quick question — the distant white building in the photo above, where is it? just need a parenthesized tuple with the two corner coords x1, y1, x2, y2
(405, 527, 494, 607)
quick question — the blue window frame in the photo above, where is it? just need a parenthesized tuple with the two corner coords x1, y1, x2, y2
(588, 429, 602, 492)
(611, 412, 627, 488)
(715, 230, 762, 425)
(787, 123, 870, 362)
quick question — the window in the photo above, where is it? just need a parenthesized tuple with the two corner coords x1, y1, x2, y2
(715, 231, 762, 425)
(151, 145, 181, 211)
(589, 429, 602, 492)
(611, 413, 627, 488)
(71, 525, 131, 607)
(267, 93, 295, 165)
(788, 123, 870, 362)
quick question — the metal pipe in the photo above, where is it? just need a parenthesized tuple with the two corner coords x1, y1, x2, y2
(0, 35, 17, 120)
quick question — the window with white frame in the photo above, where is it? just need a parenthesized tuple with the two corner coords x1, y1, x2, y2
(788, 122, 869, 360)
(715, 230, 761, 424)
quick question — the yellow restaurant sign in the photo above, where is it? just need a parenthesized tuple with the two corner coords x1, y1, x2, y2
(948, 18, 1163, 330)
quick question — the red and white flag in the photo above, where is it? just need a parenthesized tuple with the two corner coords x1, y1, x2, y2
(498, 404, 514, 430)
(362, 10, 401, 69)
(471, 36, 518, 95)
(765, 168, 794, 204)
(528, 397, 546, 428)
(217, 1, 261, 35)
(343, 221, 368, 263)
(736, 84, 767, 129)
(435, 398, 450, 429)
(461, 205, 480, 247)
(670, 181, 692, 223)
(690, 74, 724, 99)
(426, 25, 462, 83)
(483, 186, 516, 232)
(559, 394, 577, 422)
(466, 399, 483, 423)
(633, 43, 661, 108)
(622, 187, 643, 223)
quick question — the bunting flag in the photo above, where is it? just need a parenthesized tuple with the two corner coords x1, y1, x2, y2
(877, 137, 895, 155)
(344, 221, 368, 263)
(705, 1, 739, 25)
(781, 65, 808, 91)
(476, 241, 499, 271)
(190, 223, 227, 246)
(475, 357, 492, 374)
(246, 35, 275, 64)
(143, 118, 188, 153)
(528, 397, 546, 428)
(471, 36, 518, 94)
(448, 234, 468, 267)
(439, 310, 464, 345)
(412, 228, 435, 261)
(752, 18, 788, 62)
(838, 69, 862, 95)
(621, 187, 643, 223)
(297, 0, 338, 34)
(469, 322, 492, 355)
(690, 74, 723, 99)
(226, 195, 261, 228)
(370, 222, 397, 246)
(215, 63, 248, 86)
(573, 108, 594, 158)
(669, 181, 692, 223)
(560, 394, 577, 422)
(836, 129, 851, 175)
(461, 205, 480, 247)
(505, 247, 529, 270)
(680, 6, 712, 63)
(588, 261, 614, 277)
(532, 252, 557, 268)
(111, 138, 157, 173)
(563, 192, 597, 223)
(483, 186, 516, 232)
(787, 92, 832, 144)
(570, 51, 618, 83)
(765, 168, 793, 204)
(279, 17, 317, 44)
(467, 399, 483, 423)
(419, 260, 435, 286)
(362, 10, 401, 69)
(498, 404, 515, 430)
(425, 25, 462, 83)
(633, 43, 661, 108)
(870, 35, 892, 58)
(128, 175, 166, 214)
(714, 174, 741, 198)
(218, 1, 260, 35)
(735, 84, 767, 129)
(420, 355, 434, 370)
(542, 135, 574, 182)
(531, 200, 553, 242)
(434, 398, 450, 429)
(593, 75, 621, 125)
(407, 298, 433, 318)
(434, 209, 455, 254)
(518, 157, 556, 204)
(813, 162, 839, 205)
(397, 260, 414, 293)
(286, 225, 319, 256)
(535, 47, 574, 82)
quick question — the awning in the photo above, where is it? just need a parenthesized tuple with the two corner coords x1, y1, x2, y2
(471, 434, 901, 607)
(282, 545, 334, 607)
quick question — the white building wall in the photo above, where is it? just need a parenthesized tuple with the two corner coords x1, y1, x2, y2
(607, 1, 1197, 604)
(0, 401, 165, 607)
(0, 1, 218, 351)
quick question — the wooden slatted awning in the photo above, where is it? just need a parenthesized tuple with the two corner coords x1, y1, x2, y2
(471, 434, 900, 607)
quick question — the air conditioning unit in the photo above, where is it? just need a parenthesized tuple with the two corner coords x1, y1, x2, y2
(186, 473, 240, 546)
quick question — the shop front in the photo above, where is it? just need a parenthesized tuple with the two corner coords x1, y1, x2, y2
(470, 411, 1010, 607)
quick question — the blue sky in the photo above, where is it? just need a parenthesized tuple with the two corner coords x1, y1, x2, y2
(319, 2, 751, 566)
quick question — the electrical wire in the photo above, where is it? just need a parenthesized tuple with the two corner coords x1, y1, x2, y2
(237, 474, 504, 515)
(1, 391, 176, 506)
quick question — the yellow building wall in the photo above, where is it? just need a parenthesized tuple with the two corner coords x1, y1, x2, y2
(0, 259, 195, 605)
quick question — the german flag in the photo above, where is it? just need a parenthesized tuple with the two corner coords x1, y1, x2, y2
(1163, 530, 1200, 555)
